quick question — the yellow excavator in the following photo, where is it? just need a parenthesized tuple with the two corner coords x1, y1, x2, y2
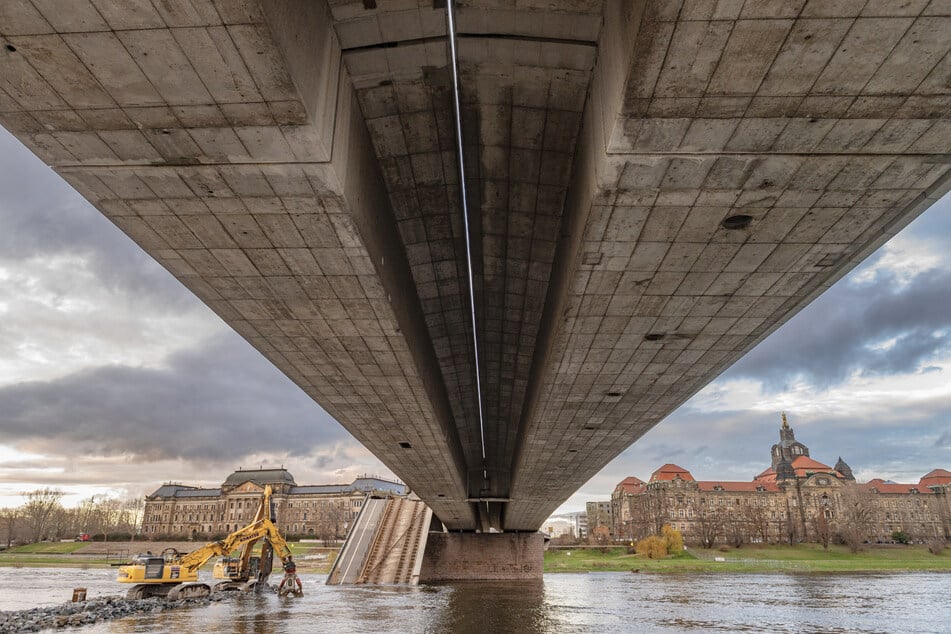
(117, 485, 294, 600)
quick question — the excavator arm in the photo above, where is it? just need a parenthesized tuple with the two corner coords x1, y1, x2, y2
(174, 485, 293, 575)
(263, 519, 294, 562)
(118, 485, 296, 599)
(178, 519, 273, 574)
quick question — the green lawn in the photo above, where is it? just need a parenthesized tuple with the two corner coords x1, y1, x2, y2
(0, 541, 339, 573)
(3, 542, 88, 555)
(544, 544, 951, 574)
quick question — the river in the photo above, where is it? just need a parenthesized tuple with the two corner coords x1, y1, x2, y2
(1, 568, 948, 633)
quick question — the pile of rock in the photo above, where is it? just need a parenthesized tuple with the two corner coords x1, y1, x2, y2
(0, 593, 230, 632)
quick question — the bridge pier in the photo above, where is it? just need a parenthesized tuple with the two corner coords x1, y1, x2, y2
(419, 532, 545, 582)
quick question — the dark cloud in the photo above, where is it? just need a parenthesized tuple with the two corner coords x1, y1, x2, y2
(723, 198, 951, 391)
(0, 331, 348, 462)
(0, 129, 193, 311)
(604, 400, 951, 487)
(726, 265, 951, 390)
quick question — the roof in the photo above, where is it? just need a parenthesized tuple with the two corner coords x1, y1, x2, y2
(650, 464, 695, 483)
(697, 481, 779, 492)
(289, 485, 356, 495)
(615, 476, 646, 494)
(177, 488, 221, 498)
(223, 468, 296, 487)
(864, 479, 933, 495)
(755, 467, 776, 480)
(289, 478, 406, 496)
(789, 456, 844, 478)
(919, 468, 951, 488)
(790, 456, 832, 471)
(147, 484, 221, 499)
(351, 477, 406, 494)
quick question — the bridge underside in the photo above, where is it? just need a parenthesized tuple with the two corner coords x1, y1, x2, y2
(1, 0, 949, 531)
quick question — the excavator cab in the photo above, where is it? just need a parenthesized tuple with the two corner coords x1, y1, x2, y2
(139, 556, 166, 580)
(213, 555, 262, 583)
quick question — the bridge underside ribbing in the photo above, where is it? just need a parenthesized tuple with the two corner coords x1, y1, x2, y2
(1, 0, 949, 531)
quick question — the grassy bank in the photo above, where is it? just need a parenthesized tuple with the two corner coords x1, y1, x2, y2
(544, 544, 951, 574)
(0, 541, 338, 573)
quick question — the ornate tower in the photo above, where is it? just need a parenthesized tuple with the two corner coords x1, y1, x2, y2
(834, 457, 855, 481)
(770, 412, 810, 469)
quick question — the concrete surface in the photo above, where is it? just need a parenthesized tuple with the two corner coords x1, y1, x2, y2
(418, 531, 544, 582)
(1, 0, 949, 532)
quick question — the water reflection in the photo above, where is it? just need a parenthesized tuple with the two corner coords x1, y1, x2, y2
(433, 580, 548, 634)
(1, 570, 947, 633)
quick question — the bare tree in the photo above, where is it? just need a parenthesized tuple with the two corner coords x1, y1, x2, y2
(691, 501, 723, 548)
(783, 498, 800, 545)
(0, 508, 19, 548)
(588, 525, 611, 553)
(837, 485, 873, 553)
(121, 497, 145, 539)
(22, 488, 64, 543)
(314, 500, 347, 545)
(811, 504, 832, 549)
(725, 509, 748, 548)
(928, 489, 951, 542)
(630, 488, 670, 539)
(743, 502, 770, 544)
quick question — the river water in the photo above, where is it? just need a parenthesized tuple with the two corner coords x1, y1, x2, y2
(1, 568, 948, 633)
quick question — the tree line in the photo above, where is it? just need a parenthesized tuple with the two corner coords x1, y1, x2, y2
(0, 488, 143, 547)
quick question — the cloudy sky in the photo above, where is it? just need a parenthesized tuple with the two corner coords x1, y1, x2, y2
(1, 126, 949, 516)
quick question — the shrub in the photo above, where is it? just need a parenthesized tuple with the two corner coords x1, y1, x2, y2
(662, 525, 684, 554)
(926, 539, 946, 555)
(636, 536, 667, 559)
(891, 531, 910, 545)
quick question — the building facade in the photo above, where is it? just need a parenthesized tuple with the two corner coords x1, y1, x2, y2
(141, 468, 407, 540)
(585, 501, 614, 539)
(544, 512, 586, 539)
(613, 416, 951, 546)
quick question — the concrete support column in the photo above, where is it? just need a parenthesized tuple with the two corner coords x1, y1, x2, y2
(418, 532, 544, 582)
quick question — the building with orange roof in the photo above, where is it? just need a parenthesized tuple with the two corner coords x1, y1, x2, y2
(611, 414, 951, 546)
(920, 468, 951, 488)
(610, 477, 647, 538)
(649, 464, 696, 483)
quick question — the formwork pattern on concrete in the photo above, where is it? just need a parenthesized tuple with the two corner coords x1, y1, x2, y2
(333, 0, 602, 497)
(1, 0, 949, 532)
(505, 0, 951, 529)
(0, 0, 477, 528)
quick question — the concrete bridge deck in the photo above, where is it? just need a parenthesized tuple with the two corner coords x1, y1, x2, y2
(1, 0, 949, 533)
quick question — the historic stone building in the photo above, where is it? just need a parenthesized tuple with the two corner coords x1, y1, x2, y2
(141, 468, 406, 540)
(585, 500, 614, 539)
(613, 416, 951, 546)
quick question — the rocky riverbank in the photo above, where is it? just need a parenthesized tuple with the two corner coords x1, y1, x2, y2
(0, 593, 232, 632)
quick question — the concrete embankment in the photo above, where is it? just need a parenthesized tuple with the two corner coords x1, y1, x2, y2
(0, 593, 231, 632)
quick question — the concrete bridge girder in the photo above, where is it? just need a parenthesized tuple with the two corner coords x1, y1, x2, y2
(0, 0, 949, 532)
